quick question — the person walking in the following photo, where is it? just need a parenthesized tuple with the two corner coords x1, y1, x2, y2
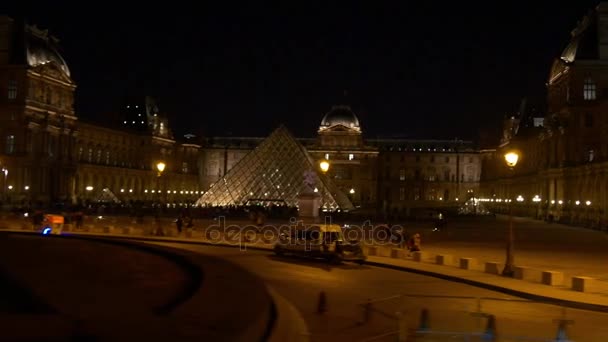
(176, 216, 183, 234)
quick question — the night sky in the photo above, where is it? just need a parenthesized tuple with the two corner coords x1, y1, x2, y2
(4, 1, 602, 140)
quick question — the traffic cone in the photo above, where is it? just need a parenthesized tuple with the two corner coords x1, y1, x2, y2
(482, 315, 496, 341)
(418, 308, 429, 331)
(317, 291, 327, 314)
(555, 320, 569, 341)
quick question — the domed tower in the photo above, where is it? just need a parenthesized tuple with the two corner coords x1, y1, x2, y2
(0, 16, 77, 204)
(317, 105, 363, 147)
(310, 105, 377, 209)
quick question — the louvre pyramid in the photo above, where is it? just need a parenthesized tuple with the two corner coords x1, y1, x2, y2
(195, 125, 354, 211)
(94, 188, 121, 203)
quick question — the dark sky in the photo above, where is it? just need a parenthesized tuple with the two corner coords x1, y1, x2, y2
(4, 1, 602, 139)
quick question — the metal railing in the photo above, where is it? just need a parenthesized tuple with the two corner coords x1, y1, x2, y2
(357, 294, 580, 342)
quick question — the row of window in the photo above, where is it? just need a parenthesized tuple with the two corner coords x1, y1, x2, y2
(389, 187, 452, 201)
(387, 155, 476, 163)
(77, 147, 192, 173)
(324, 153, 355, 161)
(392, 168, 476, 182)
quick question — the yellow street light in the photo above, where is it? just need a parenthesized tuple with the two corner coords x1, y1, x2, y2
(156, 162, 166, 174)
(502, 149, 521, 278)
(319, 160, 330, 173)
(504, 151, 519, 168)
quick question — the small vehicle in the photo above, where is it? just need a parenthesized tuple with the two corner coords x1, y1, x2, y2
(273, 224, 366, 264)
(40, 214, 65, 235)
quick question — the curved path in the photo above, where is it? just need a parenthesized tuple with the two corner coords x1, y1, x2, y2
(147, 241, 608, 342)
(0, 233, 273, 342)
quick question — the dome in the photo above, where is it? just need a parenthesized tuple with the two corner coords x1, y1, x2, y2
(25, 25, 71, 77)
(319, 105, 361, 131)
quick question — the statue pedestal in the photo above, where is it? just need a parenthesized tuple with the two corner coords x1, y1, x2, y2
(297, 192, 321, 222)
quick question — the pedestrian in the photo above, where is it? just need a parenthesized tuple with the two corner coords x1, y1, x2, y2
(154, 213, 164, 236)
(407, 233, 421, 254)
(176, 216, 183, 234)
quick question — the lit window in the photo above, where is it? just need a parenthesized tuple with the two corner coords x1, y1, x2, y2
(88, 148, 93, 162)
(8, 80, 17, 99)
(348, 153, 354, 160)
(105, 151, 110, 164)
(399, 187, 405, 201)
(5, 135, 15, 154)
(584, 77, 596, 100)
(325, 153, 329, 160)
(399, 169, 405, 181)
(182, 162, 189, 173)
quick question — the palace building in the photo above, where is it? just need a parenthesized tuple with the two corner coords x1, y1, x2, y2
(479, 2, 608, 227)
(0, 16, 200, 207)
(199, 105, 481, 217)
(0, 15, 482, 217)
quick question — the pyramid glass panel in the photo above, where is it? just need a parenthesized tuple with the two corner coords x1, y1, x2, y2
(195, 125, 354, 211)
(94, 188, 121, 204)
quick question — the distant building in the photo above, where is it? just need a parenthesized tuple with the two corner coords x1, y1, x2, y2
(199, 105, 481, 218)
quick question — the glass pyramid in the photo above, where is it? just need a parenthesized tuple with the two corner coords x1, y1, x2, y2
(195, 125, 354, 211)
(94, 188, 121, 204)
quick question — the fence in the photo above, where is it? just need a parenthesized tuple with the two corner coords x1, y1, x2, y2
(356, 293, 606, 341)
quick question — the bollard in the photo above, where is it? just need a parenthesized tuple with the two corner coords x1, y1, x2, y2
(317, 291, 327, 314)
(482, 314, 496, 341)
(358, 299, 372, 325)
(555, 320, 569, 341)
(417, 308, 429, 331)
(396, 311, 408, 342)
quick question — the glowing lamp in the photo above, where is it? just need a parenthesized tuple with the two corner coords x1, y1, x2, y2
(319, 160, 330, 173)
(504, 152, 519, 168)
(156, 162, 166, 173)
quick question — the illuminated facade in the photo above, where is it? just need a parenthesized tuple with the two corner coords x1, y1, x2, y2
(201, 105, 481, 216)
(480, 3, 608, 227)
(0, 16, 200, 206)
(195, 125, 354, 210)
(0, 15, 482, 215)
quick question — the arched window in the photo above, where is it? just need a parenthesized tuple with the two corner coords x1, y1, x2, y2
(584, 77, 596, 100)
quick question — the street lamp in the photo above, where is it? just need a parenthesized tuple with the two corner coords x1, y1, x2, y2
(502, 150, 519, 277)
(156, 162, 166, 176)
(156, 162, 166, 207)
(319, 159, 330, 214)
(1, 167, 7, 202)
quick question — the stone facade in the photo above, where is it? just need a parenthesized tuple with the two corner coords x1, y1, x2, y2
(200, 105, 481, 216)
(480, 3, 608, 227)
(0, 16, 200, 207)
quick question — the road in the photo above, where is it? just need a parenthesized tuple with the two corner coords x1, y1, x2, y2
(146, 241, 608, 341)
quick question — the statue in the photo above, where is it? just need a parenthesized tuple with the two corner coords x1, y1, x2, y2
(303, 170, 316, 191)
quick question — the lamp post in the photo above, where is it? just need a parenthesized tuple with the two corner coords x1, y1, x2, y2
(156, 162, 166, 209)
(502, 151, 519, 277)
(1, 167, 7, 204)
(319, 160, 330, 216)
